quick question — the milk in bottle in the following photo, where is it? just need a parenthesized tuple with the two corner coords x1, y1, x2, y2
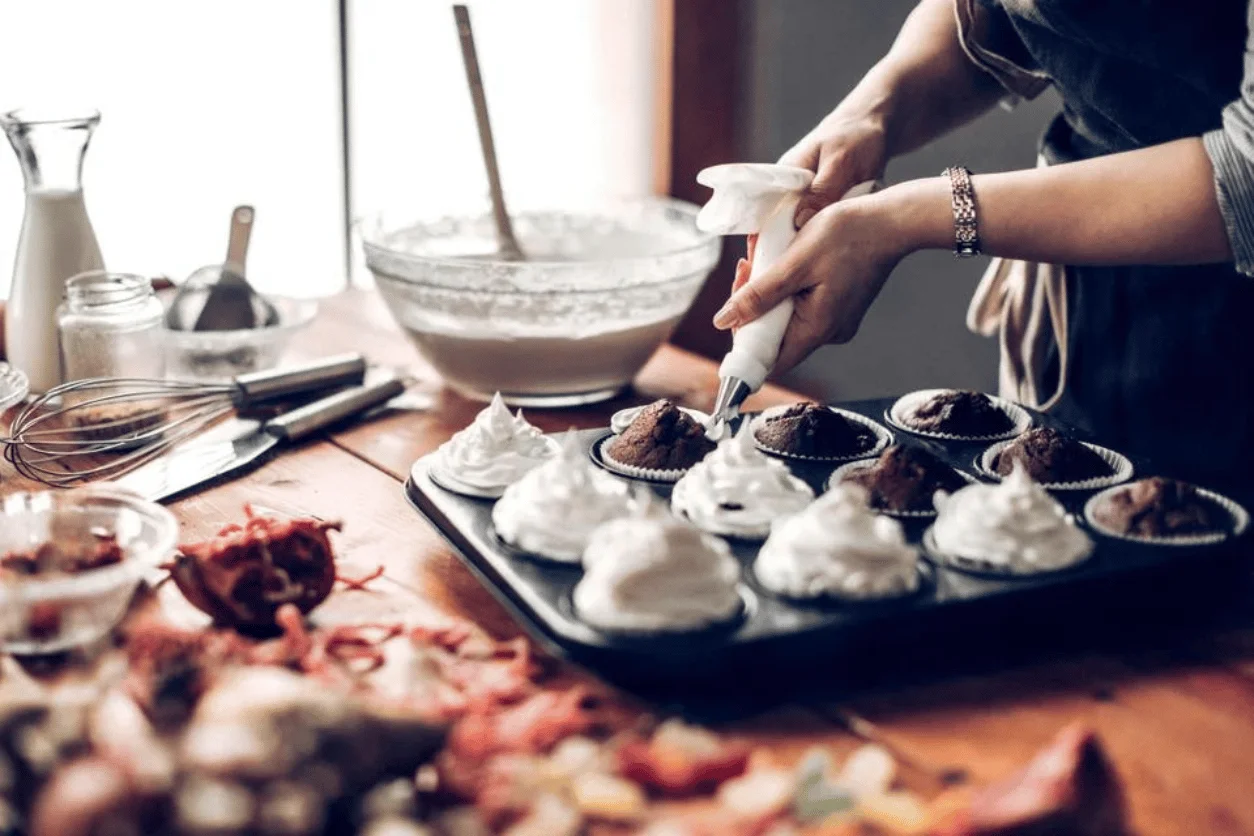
(1, 109, 105, 392)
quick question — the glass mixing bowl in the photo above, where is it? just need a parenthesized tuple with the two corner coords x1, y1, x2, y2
(360, 198, 720, 407)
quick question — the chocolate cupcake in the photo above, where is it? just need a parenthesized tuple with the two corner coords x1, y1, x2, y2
(993, 427, 1112, 483)
(836, 444, 968, 515)
(904, 390, 1014, 436)
(753, 402, 882, 460)
(602, 399, 716, 479)
(1088, 477, 1231, 538)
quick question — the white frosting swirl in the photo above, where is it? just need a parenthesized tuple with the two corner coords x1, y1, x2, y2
(671, 424, 814, 539)
(492, 433, 632, 562)
(574, 494, 742, 632)
(755, 484, 919, 599)
(436, 393, 557, 490)
(931, 463, 1092, 573)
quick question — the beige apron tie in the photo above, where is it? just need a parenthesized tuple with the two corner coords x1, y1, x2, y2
(965, 158, 1069, 410)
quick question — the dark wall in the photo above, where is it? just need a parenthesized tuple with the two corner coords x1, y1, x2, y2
(741, 0, 1062, 400)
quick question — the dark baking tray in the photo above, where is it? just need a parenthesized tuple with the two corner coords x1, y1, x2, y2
(404, 397, 1253, 705)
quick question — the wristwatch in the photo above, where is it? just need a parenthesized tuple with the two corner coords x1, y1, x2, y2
(942, 166, 980, 257)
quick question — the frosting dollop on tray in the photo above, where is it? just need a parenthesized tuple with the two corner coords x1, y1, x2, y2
(492, 433, 632, 562)
(434, 393, 558, 495)
(931, 464, 1092, 574)
(671, 424, 813, 539)
(573, 495, 742, 633)
(755, 485, 919, 600)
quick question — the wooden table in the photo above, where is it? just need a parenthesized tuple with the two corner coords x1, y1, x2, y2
(11, 290, 1254, 835)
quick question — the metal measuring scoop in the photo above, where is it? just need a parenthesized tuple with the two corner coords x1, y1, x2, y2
(165, 205, 280, 332)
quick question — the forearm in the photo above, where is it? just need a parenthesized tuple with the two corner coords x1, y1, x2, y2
(832, 0, 1005, 157)
(881, 138, 1233, 266)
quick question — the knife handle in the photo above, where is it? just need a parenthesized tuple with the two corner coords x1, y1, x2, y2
(233, 353, 367, 405)
(266, 376, 406, 441)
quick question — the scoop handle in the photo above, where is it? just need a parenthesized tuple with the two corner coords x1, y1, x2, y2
(718, 180, 879, 390)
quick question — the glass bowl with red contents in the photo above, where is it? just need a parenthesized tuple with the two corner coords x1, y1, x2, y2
(0, 487, 178, 654)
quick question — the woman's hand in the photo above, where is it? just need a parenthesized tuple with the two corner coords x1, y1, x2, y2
(714, 192, 915, 375)
(780, 114, 889, 229)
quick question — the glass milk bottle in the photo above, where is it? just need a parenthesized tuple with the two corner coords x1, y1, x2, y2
(0, 109, 105, 393)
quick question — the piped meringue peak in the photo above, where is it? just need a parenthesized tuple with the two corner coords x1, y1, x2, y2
(755, 484, 920, 600)
(435, 392, 558, 492)
(671, 423, 814, 539)
(491, 431, 632, 562)
(931, 462, 1093, 574)
(574, 495, 742, 633)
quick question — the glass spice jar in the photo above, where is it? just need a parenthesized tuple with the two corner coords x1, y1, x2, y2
(57, 271, 165, 382)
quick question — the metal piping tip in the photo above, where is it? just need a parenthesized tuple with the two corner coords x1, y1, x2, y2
(706, 376, 751, 440)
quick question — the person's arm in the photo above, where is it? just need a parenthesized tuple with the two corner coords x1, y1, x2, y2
(784, 0, 1007, 227)
(895, 138, 1232, 265)
(714, 138, 1233, 374)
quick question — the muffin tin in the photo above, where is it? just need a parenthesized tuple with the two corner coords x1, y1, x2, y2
(404, 396, 1253, 697)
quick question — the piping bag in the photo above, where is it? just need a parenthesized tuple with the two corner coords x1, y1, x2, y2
(696, 163, 877, 439)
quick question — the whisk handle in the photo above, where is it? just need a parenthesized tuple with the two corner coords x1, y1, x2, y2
(266, 376, 406, 441)
(233, 353, 367, 405)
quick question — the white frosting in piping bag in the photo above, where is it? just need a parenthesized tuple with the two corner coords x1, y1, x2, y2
(755, 484, 919, 599)
(696, 165, 876, 393)
(671, 423, 813, 538)
(492, 432, 632, 562)
(696, 164, 812, 391)
(574, 492, 742, 632)
(436, 392, 557, 490)
(931, 463, 1092, 572)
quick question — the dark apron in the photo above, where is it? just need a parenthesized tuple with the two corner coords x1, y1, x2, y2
(986, 0, 1254, 491)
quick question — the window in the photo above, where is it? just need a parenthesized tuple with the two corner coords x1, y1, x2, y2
(347, 0, 658, 284)
(0, 1, 658, 297)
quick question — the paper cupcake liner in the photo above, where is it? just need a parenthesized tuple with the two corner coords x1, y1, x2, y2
(749, 561, 931, 605)
(592, 433, 690, 484)
(425, 463, 507, 500)
(975, 441, 1133, 491)
(425, 437, 561, 500)
(1083, 483, 1250, 547)
(885, 389, 1032, 442)
(827, 459, 976, 519)
(566, 584, 752, 638)
(749, 405, 892, 463)
(921, 527, 1094, 578)
(610, 404, 710, 435)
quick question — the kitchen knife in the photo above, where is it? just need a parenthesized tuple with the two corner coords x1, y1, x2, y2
(112, 375, 406, 502)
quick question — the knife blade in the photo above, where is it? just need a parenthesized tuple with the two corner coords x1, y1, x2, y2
(113, 376, 406, 502)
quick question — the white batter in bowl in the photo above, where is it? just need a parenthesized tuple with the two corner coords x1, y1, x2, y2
(360, 199, 719, 407)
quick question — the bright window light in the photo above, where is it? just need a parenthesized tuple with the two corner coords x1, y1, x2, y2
(348, 0, 658, 284)
(0, 0, 346, 299)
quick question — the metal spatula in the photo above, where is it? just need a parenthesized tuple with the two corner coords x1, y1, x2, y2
(184, 205, 279, 331)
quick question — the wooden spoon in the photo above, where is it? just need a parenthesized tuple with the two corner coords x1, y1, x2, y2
(453, 4, 525, 261)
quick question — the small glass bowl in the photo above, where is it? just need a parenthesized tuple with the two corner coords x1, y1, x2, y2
(160, 268, 318, 381)
(0, 487, 179, 654)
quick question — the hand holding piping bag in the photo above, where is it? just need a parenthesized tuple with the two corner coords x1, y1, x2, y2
(698, 165, 884, 389)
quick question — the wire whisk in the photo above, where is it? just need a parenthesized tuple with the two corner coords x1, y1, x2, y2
(2, 354, 367, 488)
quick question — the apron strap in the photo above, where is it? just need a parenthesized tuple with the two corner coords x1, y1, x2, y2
(964, 158, 1069, 410)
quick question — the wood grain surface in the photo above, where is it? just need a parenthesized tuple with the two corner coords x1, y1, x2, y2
(5, 289, 1253, 835)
